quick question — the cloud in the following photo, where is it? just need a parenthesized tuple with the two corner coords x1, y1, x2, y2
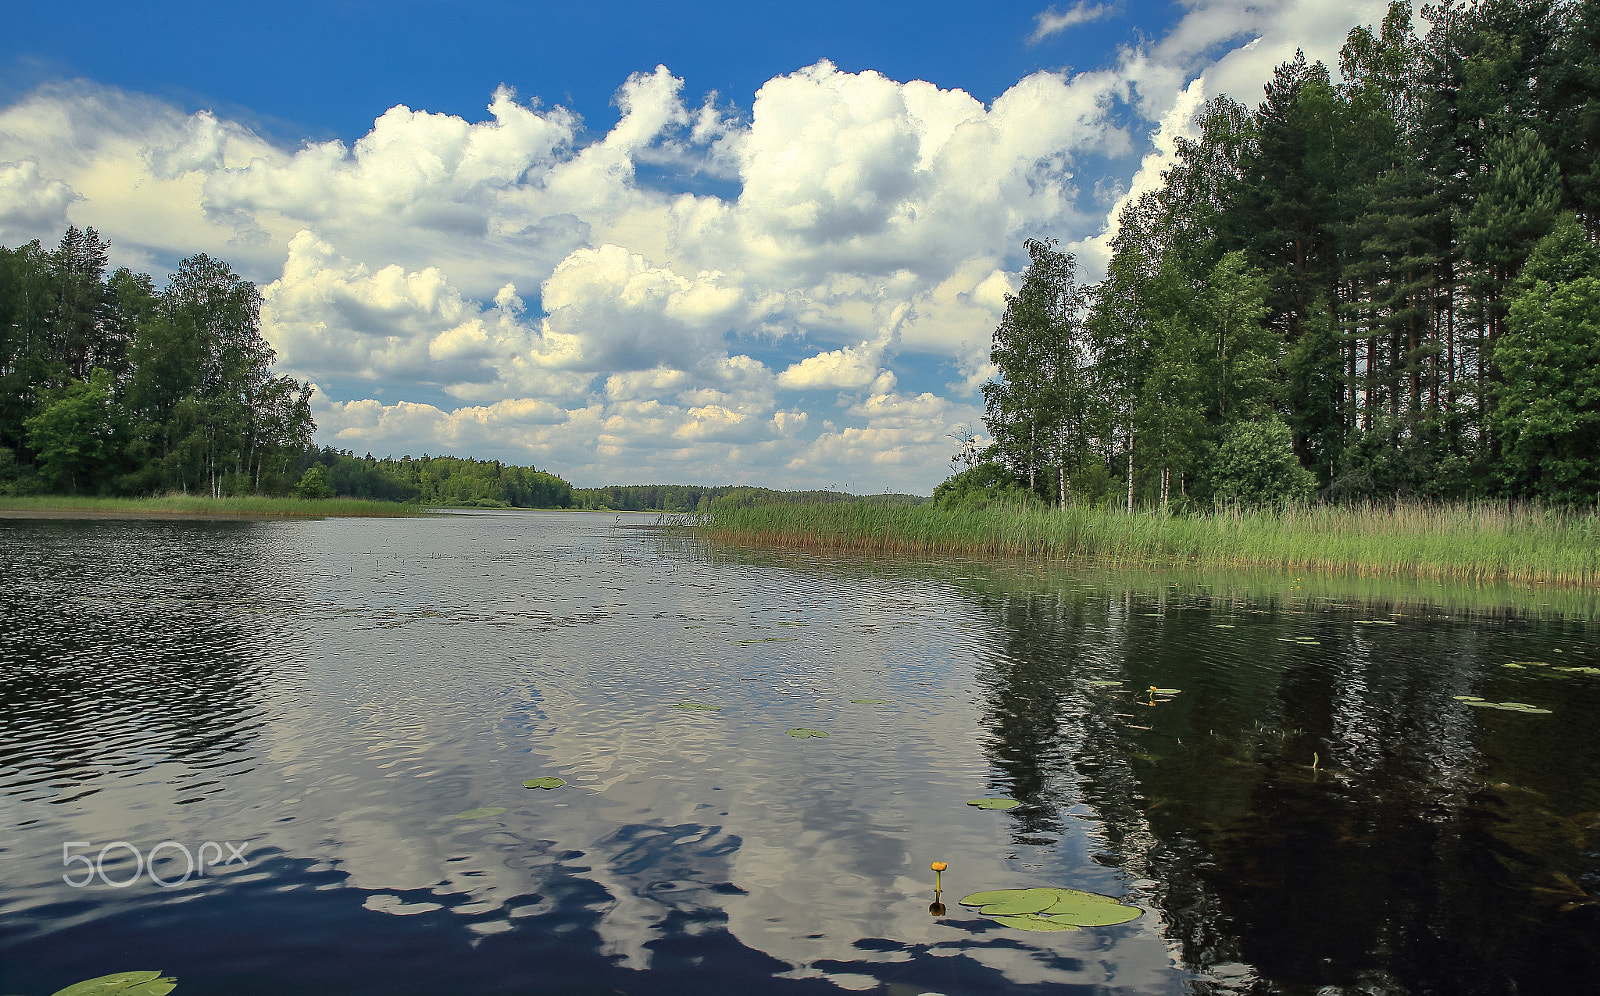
(0, 159, 76, 244)
(1, 0, 1388, 494)
(1030, 3, 1117, 44)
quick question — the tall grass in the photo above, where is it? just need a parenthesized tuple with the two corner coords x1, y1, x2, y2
(0, 494, 425, 518)
(696, 499, 1600, 587)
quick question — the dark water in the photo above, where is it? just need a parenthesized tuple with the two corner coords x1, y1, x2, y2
(2, 510, 1597, 996)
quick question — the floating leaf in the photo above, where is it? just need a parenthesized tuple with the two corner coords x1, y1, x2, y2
(786, 728, 828, 738)
(959, 890, 1023, 907)
(732, 637, 796, 645)
(1513, 660, 1550, 666)
(1087, 680, 1122, 687)
(1554, 666, 1600, 675)
(1453, 695, 1486, 702)
(523, 777, 565, 790)
(850, 698, 890, 704)
(1503, 663, 1527, 669)
(1214, 624, 1235, 628)
(53, 973, 176, 996)
(959, 887, 1142, 930)
(1041, 896, 1142, 925)
(978, 888, 1060, 915)
(454, 807, 506, 820)
(672, 702, 722, 711)
(966, 798, 1021, 810)
(1464, 700, 1552, 714)
(991, 914, 1081, 931)
(1149, 688, 1181, 695)
(1040, 888, 1123, 910)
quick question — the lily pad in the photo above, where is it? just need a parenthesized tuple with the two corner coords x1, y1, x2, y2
(978, 888, 1060, 915)
(1503, 663, 1527, 669)
(454, 806, 506, 820)
(1214, 624, 1235, 628)
(1040, 888, 1123, 910)
(1555, 666, 1600, 675)
(53, 973, 176, 996)
(850, 698, 890, 704)
(990, 914, 1082, 931)
(1041, 896, 1143, 925)
(1453, 695, 1486, 701)
(672, 702, 722, 711)
(1087, 680, 1122, 687)
(523, 777, 565, 790)
(786, 728, 828, 738)
(958, 887, 1143, 930)
(959, 890, 1024, 907)
(1149, 688, 1181, 695)
(966, 798, 1021, 810)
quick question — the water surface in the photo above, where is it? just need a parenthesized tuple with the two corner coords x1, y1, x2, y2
(2, 510, 1596, 995)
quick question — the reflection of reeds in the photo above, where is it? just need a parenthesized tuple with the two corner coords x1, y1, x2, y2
(698, 499, 1600, 588)
(0, 494, 425, 518)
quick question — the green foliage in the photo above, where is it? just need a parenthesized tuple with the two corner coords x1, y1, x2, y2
(24, 368, 120, 493)
(1493, 267, 1600, 505)
(983, 237, 1091, 503)
(293, 465, 335, 500)
(1209, 418, 1317, 507)
(304, 449, 572, 508)
(2, 227, 316, 498)
(932, 462, 1039, 510)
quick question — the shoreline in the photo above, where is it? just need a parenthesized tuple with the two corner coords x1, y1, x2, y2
(0, 495, 427, 519)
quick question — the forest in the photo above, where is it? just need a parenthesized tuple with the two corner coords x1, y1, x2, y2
(0, 230, 575, 506)
(954, 0, 1600, 511)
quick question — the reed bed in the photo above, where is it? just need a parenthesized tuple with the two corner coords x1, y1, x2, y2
(0, 494, 425, 518)
(697, 499, 1600, 588)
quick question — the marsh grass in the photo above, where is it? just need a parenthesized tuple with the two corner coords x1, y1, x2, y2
(0, 494, 425, 518)
(697, 499, 1600, 588)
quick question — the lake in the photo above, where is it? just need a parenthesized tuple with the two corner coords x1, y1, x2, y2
(2, 509, 1597, 995)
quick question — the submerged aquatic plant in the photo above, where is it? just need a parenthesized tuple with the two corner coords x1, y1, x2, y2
(51, 971, 176, 995)
(966, 798, 1021, 810)
(958, 887, 1142, 931)
(1462, 700, 1553, 714)
(454, 806, 507, 820)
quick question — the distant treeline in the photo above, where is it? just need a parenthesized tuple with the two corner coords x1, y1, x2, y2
(302, 449, 573, 508)
(573, 484, 926, 512)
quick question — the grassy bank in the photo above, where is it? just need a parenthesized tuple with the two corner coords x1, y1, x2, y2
(696, 499, 1600, 587)
(0, 494, 426, 518)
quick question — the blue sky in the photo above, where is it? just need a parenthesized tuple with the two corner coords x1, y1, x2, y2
(1, 0, 1384, 493)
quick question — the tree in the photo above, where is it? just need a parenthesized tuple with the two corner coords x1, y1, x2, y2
(1209, 417, 1317, 507)
(1491, 216, 1600, 505)
(293, 464, 335, 500)
(983, 238, 1091, 505)
(24, 368, 120, 493)
(931, 462, 1039, 510)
